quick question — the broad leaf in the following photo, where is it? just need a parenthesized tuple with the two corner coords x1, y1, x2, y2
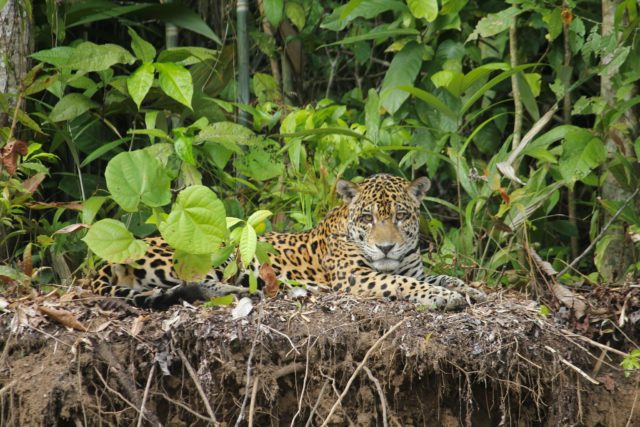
(128, 27, 156, 62)
(67, 42, 136, 72)
(263, 0, 284, 28)
(155, 62, 193, 109)
(159, 185, 228, 254)
(127, 63, 155, 110)
(559, 130, 605, 186)
(196, 121, 255, 147)
(381, 42, 423, 114)
(407, 0, 438, 22)
(467, 7, 522, 41)
(173, 250, 211, 282)
(31, 46, 75, 67)
(247, 210, 273, 228)
(239, 224, 257, 267)
(83, 219, 147, 263)
(105, 150, 172, 212)
(49, 93, 98, 122)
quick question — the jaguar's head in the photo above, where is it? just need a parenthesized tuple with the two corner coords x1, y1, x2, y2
(336, 174, 430, 272)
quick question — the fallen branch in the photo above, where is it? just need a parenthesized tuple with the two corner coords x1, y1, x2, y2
(248, 376, 260, 427)
(545, 346, 600, 385)
(320, 319, 405, 427)
(177, 348, 220, 427)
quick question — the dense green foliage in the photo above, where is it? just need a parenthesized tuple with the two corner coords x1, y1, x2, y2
(1, 0, 639, 292)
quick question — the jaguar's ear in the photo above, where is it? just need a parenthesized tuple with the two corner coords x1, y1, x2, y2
(336, 179, 360, 203)
(407, 177, 431, 200)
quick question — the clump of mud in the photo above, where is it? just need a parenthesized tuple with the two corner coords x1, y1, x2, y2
(0, 292, 638, 426)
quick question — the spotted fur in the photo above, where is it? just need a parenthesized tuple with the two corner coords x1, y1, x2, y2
(92, 174, 486, 309)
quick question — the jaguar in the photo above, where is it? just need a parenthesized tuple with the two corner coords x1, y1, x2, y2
(92, 174, 486, 309)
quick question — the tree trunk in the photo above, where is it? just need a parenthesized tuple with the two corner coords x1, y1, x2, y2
(598, 0, 637, 282)
(0, 0, 31, 128)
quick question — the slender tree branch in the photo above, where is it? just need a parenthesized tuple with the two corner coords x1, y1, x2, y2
(557, 188, 640, 277)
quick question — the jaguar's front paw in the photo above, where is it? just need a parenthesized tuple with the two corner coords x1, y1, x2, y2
(441, 277, 487, 302)
(414, 286, 467, 311)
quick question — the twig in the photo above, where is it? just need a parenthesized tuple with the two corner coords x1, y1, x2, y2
(273, 362, 304, 379)
(320, 319, 405, 427)
(94, 368, 144, 417)
(235, 305, 264, 427)
(248, 376, 259, 427)
(136, 363, 156, 427)
(509, 21, 523, 149)
(153, 391, 214, 423)
(305, 380, 329, 427)
(262, 324, 301, 355)
(363, 367, 389, 427)
(177, 349, 220, 427)
(561, 329, 629, 358)
(625, 383, 639, 427)
(544, 346, 600, 385)
(290, 335, 313, 426)
(556, 187, 640, 277)
(0, 380, 16, 396)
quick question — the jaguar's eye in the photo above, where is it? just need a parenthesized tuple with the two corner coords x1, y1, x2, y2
(360, 213, 374, 224)
(396, 211, 409, 221)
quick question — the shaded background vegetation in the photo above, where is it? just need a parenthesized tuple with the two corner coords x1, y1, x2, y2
(1, 0, 639, 301)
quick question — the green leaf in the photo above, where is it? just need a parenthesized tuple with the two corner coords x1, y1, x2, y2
(174, 135, 196, 165)
(264, 0, 284, 27)
(223, 260, 238, 279)
(49, 93, 98, 122)
(80, 138, 127, 168)
(204, 295, 235, 307)
(247, 210, 273, 228)
(155, 62, 193, 109)
(127, 63, 155, 110)
(105, 150, 172, 212)
(321, 28, 419, 47)
(365, 89, 380, 143)
(234, 140, 284, 181)
(321, 0, 407, 31)
(559, 131, 606, 186)
(67, 42, 136, 72)
(407, 0, 438, 22)
(83, 219, 147, 263)
(466, 7, 522, 41)
(380, 42, 423, 114)
(196, 121, 255, 146)
(239, 224, 257, 267)
(159, 185, 228, 254)
(128, 27, 156, 62)
(173, 250, 211, 282)
(461, 63, 537, 114)
(398, 86, 457, 119)
(248, 270, 258, 294)
(81, 196, 107, 225)
(31, 46, 75, 67)
(542, 8, 562, 42)
(285, 2, 306, 30)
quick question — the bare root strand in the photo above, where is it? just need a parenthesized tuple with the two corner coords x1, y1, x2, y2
(177, 348, 220, 427)
(320, 319, 405, 427)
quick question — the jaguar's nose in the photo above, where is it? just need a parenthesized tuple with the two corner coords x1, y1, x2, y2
(376, 244, 395, 255)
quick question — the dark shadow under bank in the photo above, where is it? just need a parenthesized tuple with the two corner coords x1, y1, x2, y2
(0, 293, 638, 426)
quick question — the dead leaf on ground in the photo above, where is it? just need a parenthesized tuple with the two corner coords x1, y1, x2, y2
(259, 263, 279, 298)
(550, 282, 587, 319)
(38, 306, 87, 332)
(596, 374, 616, 392)
(130, 315, 147, 337)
